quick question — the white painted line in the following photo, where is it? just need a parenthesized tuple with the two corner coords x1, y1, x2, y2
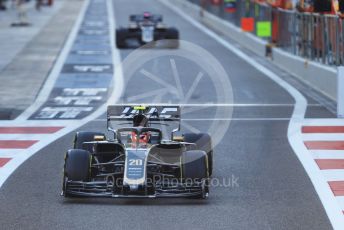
(106, 0, 124, 105)
(303, 134, 344, 141)
(182, 118, 290, 121)
(158, 0, 344, 228)
(335, 196, 344, 210)
(321, 169, 344, 181)
(302, 119, 344, 126)
(0, 150, 24, 157)
(93, 118, 290, 122)
(104, 103, 317, 107)
(0, 134, 50, 141)
(322, 170, 344, 182)
(311, 150, 344, 159)
(0, 121, 69, 126)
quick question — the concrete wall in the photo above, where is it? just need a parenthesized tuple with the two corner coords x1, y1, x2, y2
(171, 0, 338, 101)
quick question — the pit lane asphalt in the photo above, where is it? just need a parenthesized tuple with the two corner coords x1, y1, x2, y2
(0, 0, 334, 229)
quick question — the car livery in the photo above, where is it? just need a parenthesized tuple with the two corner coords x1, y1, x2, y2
(61, 105, 213, 199)
(116, 12, 179, 48)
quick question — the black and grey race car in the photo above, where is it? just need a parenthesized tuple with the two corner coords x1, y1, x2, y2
(116, 12, 179, 48)
(62, 105, 213, 199)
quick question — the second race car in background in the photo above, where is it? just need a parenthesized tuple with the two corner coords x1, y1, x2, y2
(116, 12, 179, 48)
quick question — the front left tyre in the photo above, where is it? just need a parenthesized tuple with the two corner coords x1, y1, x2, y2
(183, 133, 213, 176)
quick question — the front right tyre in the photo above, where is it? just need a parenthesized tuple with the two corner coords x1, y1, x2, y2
(116, 28, 128, 48)
(62, 149, 91, 197)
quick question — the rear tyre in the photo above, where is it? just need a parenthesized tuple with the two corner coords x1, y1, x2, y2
(183, 133, 213, 176)
(62, 149, 91, 197)
(116, 28, 128, 48)
(73, 131, 105, 150)
(181, 150, 209, 199)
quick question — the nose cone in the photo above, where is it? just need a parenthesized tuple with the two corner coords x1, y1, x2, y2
(129, 184, 139, 191)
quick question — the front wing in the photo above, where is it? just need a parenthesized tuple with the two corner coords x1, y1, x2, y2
(63, 179, 208, 198)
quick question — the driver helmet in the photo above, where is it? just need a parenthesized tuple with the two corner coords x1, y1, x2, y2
(143, 12, 151, 20)
(133, 114, 148, 127)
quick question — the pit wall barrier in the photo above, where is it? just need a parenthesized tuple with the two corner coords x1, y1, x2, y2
(173, 0, 338, 101)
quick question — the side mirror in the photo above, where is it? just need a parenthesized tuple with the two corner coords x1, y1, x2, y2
(172, 135, 184, 142)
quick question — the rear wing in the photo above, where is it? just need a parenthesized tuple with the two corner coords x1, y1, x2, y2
(129, 14, 163, 22)
(107, 105, 180, 137)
